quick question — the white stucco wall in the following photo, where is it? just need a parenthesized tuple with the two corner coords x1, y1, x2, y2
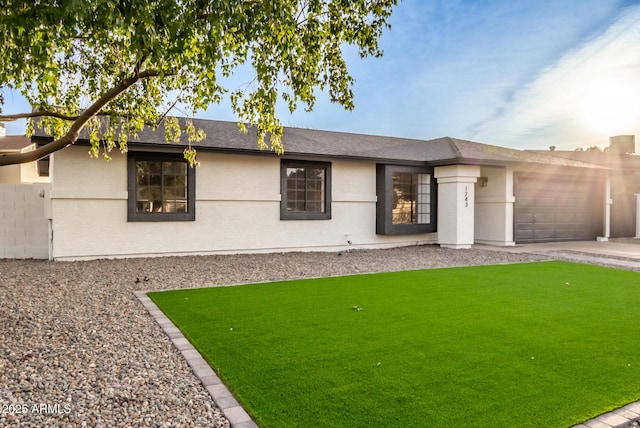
(0, 145, 50, 184)
(0, 164, 21, 184)
(50, 146, 436, 260)
(20, 159, 49, 184)
(474, 166, 515, 246)
(0, 162, 48, 184)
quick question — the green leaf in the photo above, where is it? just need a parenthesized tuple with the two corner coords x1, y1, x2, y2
(0, 0, 399, 165)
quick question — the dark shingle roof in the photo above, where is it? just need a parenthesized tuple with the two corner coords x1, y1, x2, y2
(528, 149, 640, 170)
(449, 138, 606, 168)
(122, 119, 460, 163)
(34, 117, 606, 169)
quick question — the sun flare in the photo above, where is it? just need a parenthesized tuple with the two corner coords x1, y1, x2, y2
(580, 80, 640, 136)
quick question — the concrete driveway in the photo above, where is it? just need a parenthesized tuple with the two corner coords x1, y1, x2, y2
(477, 238, 640, 270)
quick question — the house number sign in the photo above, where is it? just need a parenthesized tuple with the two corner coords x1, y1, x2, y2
(464, 186, 469, 208)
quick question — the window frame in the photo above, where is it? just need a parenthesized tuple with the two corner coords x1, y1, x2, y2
(376, 164, 436, 235)
(127, 152, 196, 222)
(280, 159, 332, 220)
(35, 143, 50, 177)
(37, 156, 50, 177)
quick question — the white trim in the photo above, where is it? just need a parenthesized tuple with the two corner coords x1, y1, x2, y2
(52, 238, 439, 261)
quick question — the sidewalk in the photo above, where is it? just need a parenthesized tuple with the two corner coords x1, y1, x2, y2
(477, 239, 640, 258)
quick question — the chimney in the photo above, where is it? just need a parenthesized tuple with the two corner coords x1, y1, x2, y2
(609, 135, 635, 154)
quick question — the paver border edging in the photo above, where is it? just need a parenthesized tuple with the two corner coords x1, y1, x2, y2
(134, 291, 259, 428)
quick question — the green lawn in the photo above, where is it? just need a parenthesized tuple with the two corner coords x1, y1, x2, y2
(148, 261, 640, 427)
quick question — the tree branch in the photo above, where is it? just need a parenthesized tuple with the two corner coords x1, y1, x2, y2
(154, 95, 182, 128)
(0, 69, 162, 166)
(1, 110, 89, 122)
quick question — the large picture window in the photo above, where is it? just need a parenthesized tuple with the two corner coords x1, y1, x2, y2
(127, 152, 195, 222)
(377, 165, 436, 234)
(392, 172, 431, 225)
(280, 160, 331, 220)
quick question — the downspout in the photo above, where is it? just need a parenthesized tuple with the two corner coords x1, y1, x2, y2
(635, 194, 640, 239)
(48, 219, 54, 261)
(43, 187, 53, 261)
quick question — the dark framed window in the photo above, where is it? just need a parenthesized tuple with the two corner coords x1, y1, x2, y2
(377, 164, 436, 235)
(36, 143, 50, 177)
(37, 156, 50, 177)
(280, 160, 331, 220)
(127, 152, 195, 222)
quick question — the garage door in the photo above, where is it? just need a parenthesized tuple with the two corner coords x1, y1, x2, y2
(514, 174, 602, 243)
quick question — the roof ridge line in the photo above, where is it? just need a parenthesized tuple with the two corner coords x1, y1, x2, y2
(443, 136, 463, 158)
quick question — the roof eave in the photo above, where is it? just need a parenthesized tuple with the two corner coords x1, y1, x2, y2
(103, 141, 437, 166)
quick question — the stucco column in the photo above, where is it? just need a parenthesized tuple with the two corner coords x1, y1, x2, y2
(435, 165, 481, 249)
(597, 174, 612, 242)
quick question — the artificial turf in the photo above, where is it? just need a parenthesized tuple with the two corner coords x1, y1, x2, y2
(148, 261, 640, 427)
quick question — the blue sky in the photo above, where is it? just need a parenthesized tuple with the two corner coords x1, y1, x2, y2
(5, 0, 640, 150)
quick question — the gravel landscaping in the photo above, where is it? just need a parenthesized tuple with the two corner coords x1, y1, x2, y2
(0, 244, 617, 427)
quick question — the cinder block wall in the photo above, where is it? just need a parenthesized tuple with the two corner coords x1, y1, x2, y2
(0, 183, 51, 259)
